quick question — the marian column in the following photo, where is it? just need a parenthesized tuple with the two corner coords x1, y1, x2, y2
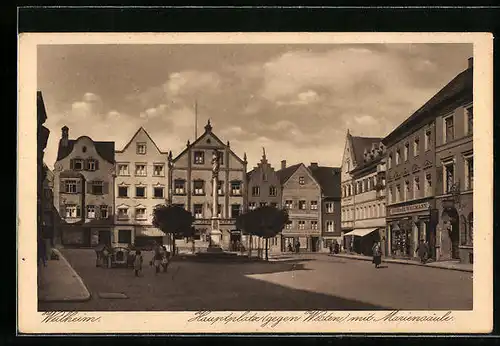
(209, 149, 223, 250)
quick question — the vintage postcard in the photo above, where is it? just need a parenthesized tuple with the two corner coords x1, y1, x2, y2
(18, 32, 493, 334)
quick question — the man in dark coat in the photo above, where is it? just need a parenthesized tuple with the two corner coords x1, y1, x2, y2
(415, 239, 429, 263)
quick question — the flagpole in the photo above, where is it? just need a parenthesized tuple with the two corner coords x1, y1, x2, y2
(194, 100, 198, 140)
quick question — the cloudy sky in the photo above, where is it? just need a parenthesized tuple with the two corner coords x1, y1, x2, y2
(38, 43, 472, 170)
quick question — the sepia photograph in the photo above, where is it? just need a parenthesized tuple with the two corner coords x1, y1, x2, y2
(18, 32, 493, 334)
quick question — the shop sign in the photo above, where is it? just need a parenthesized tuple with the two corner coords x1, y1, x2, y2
(389, 202, 430, 216)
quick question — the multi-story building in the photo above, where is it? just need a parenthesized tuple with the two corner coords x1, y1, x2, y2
(278, 161, 322, 252)
(42, 164, 61, 249)
(434, 58, 473, 264)
(345, 142, 387, 256)
(168, 120, 247, 251)
(308, 163, 342, 252)
(53, 126, 116, 247)
(37, 91, 51, 253)
(114, 127, 170, 248)
(246, 149, 282, 252)
(340, 131, 383, 252)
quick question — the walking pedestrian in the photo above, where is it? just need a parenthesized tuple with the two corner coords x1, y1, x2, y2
(334, 242, 340, 254)
(415, 239, 429, 263)
(372, 240, 382, 268)
(133, 250, 143, 277)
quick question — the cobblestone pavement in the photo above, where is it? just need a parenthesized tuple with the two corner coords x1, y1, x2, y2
(39, 249, 473, 311)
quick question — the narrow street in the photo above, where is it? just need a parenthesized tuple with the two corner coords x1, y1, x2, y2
(39, 249, 473, 311)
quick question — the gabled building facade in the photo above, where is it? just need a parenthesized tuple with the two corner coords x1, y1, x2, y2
(340, 131, 356, 240)
(308, 163, 342, 252)
(247, 149, 282, 252)
(169, 120, 247, 251)
(114, 127, 169, 248)
(345, 140, 387, 256)
(278, 161, 322, 252)
(53, 126, 115, 247)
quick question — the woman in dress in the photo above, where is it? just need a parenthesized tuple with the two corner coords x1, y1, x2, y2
(372, 240, 382, 268)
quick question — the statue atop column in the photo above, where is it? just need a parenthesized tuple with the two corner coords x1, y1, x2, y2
(212, 149, 220, 178)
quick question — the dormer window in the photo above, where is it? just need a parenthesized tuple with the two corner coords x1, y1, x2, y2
(137, 143, 147, 155)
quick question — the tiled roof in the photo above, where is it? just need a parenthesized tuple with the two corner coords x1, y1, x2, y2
(383, 66, 473, 145)
(308, 166, 341, 198)
(57, 139, 115, 164)
(350, 136, 383, 166)
(276, 163, 301, 185)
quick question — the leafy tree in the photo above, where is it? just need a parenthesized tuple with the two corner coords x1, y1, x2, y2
(236, 206, 289, 261)
(152, 204, 195, 256)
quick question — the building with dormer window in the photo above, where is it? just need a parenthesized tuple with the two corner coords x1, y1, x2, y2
(343, 139, 387, 256)
(53, 126, 115, 247)
(168, 120, 247, 251)
(114, 127, 170, 248)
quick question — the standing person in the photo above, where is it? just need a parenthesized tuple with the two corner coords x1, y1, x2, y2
(152, 243, 162, 275)
(329, 242, 333, 254)
(415, 239, 429, 263)
(372, 240, 382, 268)
(334, 242, 340, 254)
(161, 245, 169, 273)
(133, 250, 143, 277)
(288, 242, 293, 253)
(295, 240, 301, 253)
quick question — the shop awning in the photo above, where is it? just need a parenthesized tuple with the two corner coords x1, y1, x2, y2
(345, 228, 378, 237)
(137, 228, 166, 237)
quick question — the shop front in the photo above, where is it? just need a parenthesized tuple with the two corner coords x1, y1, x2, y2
(386, 199, 437, 260)
(343, 228, 381, 256)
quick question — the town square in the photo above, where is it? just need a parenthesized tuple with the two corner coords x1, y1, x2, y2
(34, 41, 474, 312)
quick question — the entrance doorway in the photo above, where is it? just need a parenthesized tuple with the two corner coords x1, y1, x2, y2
(311, 237, 319, 252)
(442, 207, 460, 260)
(98, 230, 111, 246)
(83, 228, 91, 247)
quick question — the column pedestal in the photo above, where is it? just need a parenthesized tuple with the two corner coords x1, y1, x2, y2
(208, 218, 223, 253)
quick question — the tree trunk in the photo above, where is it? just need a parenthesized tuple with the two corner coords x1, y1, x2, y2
(265, 238, 269, 261)
(171, 233, 176, 257)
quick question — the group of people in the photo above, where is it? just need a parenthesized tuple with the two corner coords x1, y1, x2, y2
(371, 238, 430, 269)
(328, 241, 340, 254)
(287, 241, 301, 253)
(132, 242, 170, 277)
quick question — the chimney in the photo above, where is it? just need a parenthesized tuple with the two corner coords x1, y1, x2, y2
(310, 162, 318, 169)
(281, 160, 287, 170)
(61, 126, 69, 147)
(468, 57, 473, 69)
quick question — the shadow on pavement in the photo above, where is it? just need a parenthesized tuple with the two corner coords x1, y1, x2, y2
(38, 248, 388, 311)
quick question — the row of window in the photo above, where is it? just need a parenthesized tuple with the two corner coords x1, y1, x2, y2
(388, 131, 431, 169)
(248, 202, 279, 209)
(341, 203, 386, 221)
(284, 220, 335, 232)
(387, 106, 473, 170)
(69, 158, 100, 172)
(118, 185, 165, 199)
(341, 179, 386, 198)
(282, 200, 334, 212)
(63, 179, 108, 195)
(388, 173, 433, 204)
(387, 155, 473, 203)
(173, 179, 242, 196)
(64, 204, 109, 219)
(251, 185, 278, 197)
(117, 163, 165, 177)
